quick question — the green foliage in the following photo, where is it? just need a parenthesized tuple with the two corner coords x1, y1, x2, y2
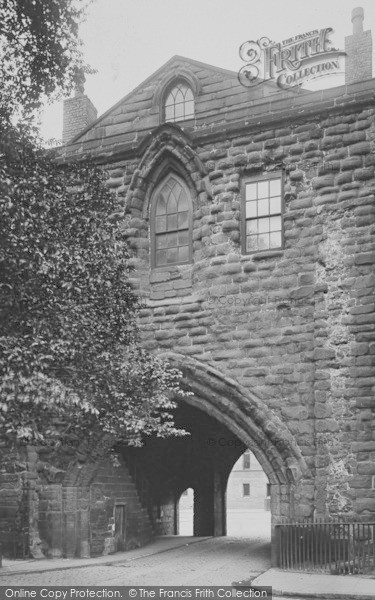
(0, 0, 90, 118)
(0, 131, 187, 449)
(0, 0, 187, 455)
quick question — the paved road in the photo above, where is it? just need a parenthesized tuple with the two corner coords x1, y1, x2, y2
(0, 537, 271, 586)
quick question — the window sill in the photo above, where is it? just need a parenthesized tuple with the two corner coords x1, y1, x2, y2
(245, 250, 284, 260)
(151, 261, 193, 271)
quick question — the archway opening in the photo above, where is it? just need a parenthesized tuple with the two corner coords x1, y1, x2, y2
(119, 355, 307, 565)
(178, 487, 194, 535)
(122, 402, 276, 542)
(226, 450, 271, 540)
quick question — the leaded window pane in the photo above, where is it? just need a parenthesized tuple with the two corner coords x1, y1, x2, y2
(165, 92, 174, 107)
(270, 196, 281, 214)
(258, 233, 270, 250)
(164, 83, 195, 123)
(178, 191, 189, 211)
(178, 211, 189, 228)
(185, 87, 194, 102)
(156, 194, 167, 215)
(184, 101, 194, 118)
(246, 236, 258, 252)
(154, 177, 192, 266)
(179, 246, 189, 262)
(174, 101, 184, 121)
(156, 250, 167, 265)
(165, 104, 174, 122)
(257, 198, 269, 216)
(246, 183, 257, 201)
(270, 231, 282, 248)
(270, 215, 281, 232)
(166, 247, 178, 264)
(246, 220, 257, 235)
(258, 217, 269, 233)
(258, 181, 269, 199)
(270, 179, 281, 196)
(166, 195, 177, 214)
(167, 214, 177, 231)
(155, 216, 166, 233)
(156, 234, 167, 249)
(246, 200, 257, 218)
(175, 89, 184, 105)
(178, 230, 189, 245)
(167, 232, 178, 248)
(171, 180, 180, 197)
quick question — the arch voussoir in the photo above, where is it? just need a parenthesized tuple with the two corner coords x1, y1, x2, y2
(125, 126, 212, 214)
(161, 351, 308, 486)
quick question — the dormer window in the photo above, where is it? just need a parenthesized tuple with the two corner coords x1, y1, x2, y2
(164, 82, 194, 122)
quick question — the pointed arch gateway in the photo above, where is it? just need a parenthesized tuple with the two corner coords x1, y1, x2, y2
(163, 352, 307, 485)
(157, 353, 308, 563)
(59, 353, 307, 563)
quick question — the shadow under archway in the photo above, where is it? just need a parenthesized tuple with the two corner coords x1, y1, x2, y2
(119, 354, 308, 566)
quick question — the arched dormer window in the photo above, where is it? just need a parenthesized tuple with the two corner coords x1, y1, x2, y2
(151, 175, 192, 267)
(164, 82, 194, 123)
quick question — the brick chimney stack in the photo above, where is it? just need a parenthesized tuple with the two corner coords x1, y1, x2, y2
(345, 7, 373, 85)
(62, 82, 98, 144)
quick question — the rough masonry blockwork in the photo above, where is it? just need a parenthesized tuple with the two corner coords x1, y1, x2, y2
(1, 11, 374, 560)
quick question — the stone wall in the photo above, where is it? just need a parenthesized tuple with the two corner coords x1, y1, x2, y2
(0, 471, 27, 557)
(5, 55, 373, 560)
(0, 448, 153, 558)
(99, 92, 375, 521)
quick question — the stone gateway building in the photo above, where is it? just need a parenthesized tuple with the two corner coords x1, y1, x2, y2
(0, 9, 374, 563)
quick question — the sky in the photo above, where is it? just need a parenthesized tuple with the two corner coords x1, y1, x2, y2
(40, 0, 375, 143)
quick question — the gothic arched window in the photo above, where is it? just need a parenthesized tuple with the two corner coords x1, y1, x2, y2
(151, 175, 192, 267)
(164, 82, 194, 123)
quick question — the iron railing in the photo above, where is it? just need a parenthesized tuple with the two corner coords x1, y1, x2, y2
(277, 520, 375, 574)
